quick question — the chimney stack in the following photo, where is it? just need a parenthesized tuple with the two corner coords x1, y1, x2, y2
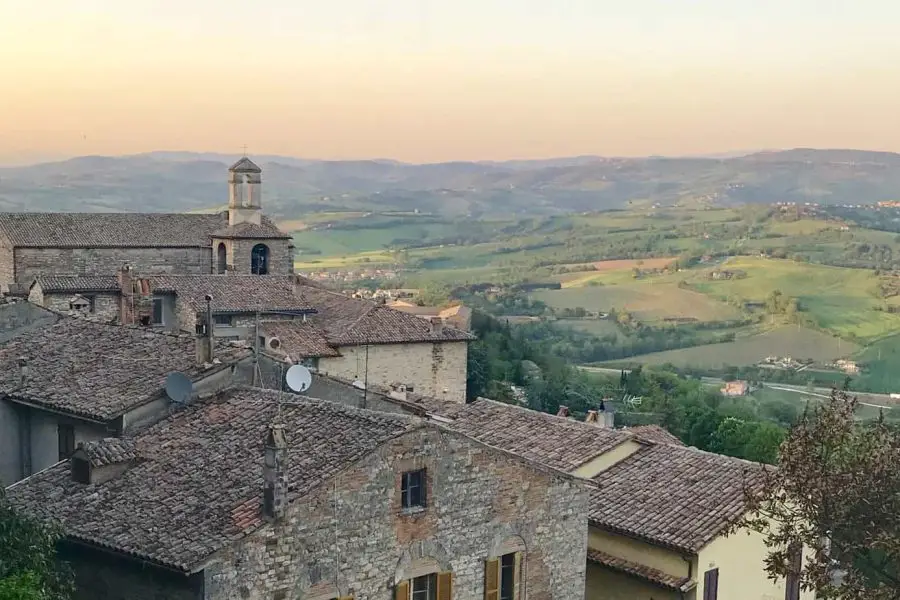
(585, 410, 598, 424)
(556, 406, 569, 418)
(263, 423, 288, 522)
(194, 295, 215, 365)
(429, 316, 444, 334)
(17, 357, 28, 387)
(117, 264, 134, 325)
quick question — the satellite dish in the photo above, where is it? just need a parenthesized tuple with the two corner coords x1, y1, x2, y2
(285, 364, 312, 393)
(165, 372, 193, 404)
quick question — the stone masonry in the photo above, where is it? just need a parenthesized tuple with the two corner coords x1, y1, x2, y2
(319, 341, 469, 403)
(204, 427, 589, 600)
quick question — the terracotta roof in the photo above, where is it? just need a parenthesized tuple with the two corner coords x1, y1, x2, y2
(447, 398, 634, 473)
(624, 425, 684, 446)
(589, 443, 765, 553)
(259, 321, 339, 358)
(0, 212, 228, 248)
(299, 285, 474, 345)
(211, 218, 291, 240)
(5, 388, 415, 572)
(0, 311, 250, 421)
(150, 275, 314, 315)
(77, 438, 137, 468)
(587, 549, 694, 592)
(32, 275, 119, 293)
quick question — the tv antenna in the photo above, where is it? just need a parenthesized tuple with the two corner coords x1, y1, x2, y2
(165, 372, 193, 405)
(285, 364, 312, 393)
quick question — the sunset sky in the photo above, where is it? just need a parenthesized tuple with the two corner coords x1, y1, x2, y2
(2, 0, 899, 164)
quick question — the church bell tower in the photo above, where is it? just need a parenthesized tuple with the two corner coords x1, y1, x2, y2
(228, 156, 263, 226)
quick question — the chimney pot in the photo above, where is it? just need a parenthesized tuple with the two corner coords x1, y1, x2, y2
(263, 423, 288, 522)
(429, 316, 444, 334)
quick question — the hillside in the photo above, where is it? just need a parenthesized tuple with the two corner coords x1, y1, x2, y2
(2, 148, 900, 218)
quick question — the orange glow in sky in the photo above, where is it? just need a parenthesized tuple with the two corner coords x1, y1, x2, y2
(2, 0, 899, 164)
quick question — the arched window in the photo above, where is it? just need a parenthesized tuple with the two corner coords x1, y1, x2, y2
(251, 243, 270, 275)
(216, 243, 227, 274)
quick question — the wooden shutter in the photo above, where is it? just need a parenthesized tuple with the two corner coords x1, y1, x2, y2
(437, 571, 453, 600)
(395, 580, 410, 600)
(703, 568, 719, 600)
(513, 552, 522, 600)
(485, 558, 500, 600)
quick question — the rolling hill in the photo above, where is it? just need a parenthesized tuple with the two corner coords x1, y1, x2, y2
(1, 148, 900, 218)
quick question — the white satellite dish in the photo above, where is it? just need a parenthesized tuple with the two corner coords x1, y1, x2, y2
(165, 372, 193, 404)
(285, 364, 312, 393)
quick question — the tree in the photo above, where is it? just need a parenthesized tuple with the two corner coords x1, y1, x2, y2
(737, 391, 900, 600)
(0, 488, 72, 600)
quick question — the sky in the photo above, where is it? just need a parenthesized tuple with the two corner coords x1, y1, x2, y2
(2, 0, 899, 164)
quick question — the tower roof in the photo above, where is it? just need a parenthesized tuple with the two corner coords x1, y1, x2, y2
(228, 156, 262, 173)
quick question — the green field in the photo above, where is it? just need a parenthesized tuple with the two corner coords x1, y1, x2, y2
(533, 282, 742, 324)
(686, 257, 900, 342)
(611, 326, 859, 368)
(554, 319, 625, 339)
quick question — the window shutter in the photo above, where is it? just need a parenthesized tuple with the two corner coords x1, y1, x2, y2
(437, 572, 453, 600)
(395, 580, 410, 600)
(703, 568, 719, 600)
(513, 552, 522, 600)
(484, 558, 500, 600)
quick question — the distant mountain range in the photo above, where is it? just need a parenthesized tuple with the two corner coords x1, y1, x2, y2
(1, 148, 899, 219)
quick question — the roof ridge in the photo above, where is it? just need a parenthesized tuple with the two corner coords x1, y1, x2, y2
(471, 396, 631, 433)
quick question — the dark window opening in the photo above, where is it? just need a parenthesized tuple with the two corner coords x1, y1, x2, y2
(251, 243, 270, 275)
(151, 298, 163, 325)
(214, 314, 233, 326)
(500, 554, 516, 600)
(58, 424, 75, 461)
(71, 456, 90, 483)
(703, 568, 719, 600)
(216, 242, 227, 274)
(401, 469, 426, 509)
(411, 574, 436, 600)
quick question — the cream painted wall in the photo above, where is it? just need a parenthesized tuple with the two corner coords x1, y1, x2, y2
(695, 526, 815, 600)
(588, 527, 691, 581)
(318, 341, 468, 403)
(586, 563, 680, 600)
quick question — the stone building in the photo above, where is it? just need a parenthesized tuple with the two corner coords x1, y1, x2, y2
(6, 387, 591, 600)
(0, 157, 293, 294)
(0, 302, 250, 485)
(298, 387, 815, 600)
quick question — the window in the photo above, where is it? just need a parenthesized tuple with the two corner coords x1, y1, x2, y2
(785, 543, 802, 600)
(703, 568, 719, 600)
(151, 298, 164, 325)
(401, 469, 426, 509)
(395, 573, 451, 600)
(216, 242, 227, 274)
(214, 314, 233, 326)
(251, 243, 270, 275)
(485, 553, 522, 600)
(58, 424, 75, 461)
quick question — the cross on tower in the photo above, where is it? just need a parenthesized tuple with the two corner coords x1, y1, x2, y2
(241, 144, 248, 156)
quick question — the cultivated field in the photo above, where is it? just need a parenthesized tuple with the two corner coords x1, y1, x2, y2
(611, 326, 859, 368)
(533, 282, 741, 323)
(687, 257, 900, 342)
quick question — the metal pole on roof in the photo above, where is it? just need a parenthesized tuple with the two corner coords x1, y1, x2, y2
(363, 340, 369, 408)
(253, 310, 261, 387)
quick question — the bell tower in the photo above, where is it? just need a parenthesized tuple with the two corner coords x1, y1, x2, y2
(228, 156, 263, 226)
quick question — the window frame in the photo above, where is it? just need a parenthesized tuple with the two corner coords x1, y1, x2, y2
(151, 298, 164, 326)
(58, 424, 75, 461)
(401, 468, 427, 510)
(703, 568, 719, 600)
(485, 552, 523, 600)
(411, 573, 436, 600)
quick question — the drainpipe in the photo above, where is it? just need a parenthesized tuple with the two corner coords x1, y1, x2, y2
(680, 555, 693, 600)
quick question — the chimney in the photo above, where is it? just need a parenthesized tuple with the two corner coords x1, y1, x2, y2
(429, 316, 444, 334)
(117, 264, 134, 325)
(556, 406, 569, 418)
(389, 383, 408, 402)
(263, 423, 288, 522)
(17, 357, 28, 387)
(194, 295, 215, 365)
(585, 410, 598, 424)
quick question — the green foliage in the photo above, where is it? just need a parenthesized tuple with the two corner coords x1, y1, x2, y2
(0, 488, 72, 600)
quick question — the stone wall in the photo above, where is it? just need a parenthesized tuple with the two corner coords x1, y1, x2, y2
(13, 246, 212, 284)
(33, 291, 119, 323)
(203, 427, 589, 600)
(319, 341, 468, 403)
(0, 236, 14, 293)
(228, 238, 294, 276)
(60, 542, 203, 600)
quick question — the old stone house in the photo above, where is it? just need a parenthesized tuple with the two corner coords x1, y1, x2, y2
(0, 302, 250, 486)
(298, 387, 815, 600)
(6, 387, 591, 600)
(0, 156, 293, 295)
